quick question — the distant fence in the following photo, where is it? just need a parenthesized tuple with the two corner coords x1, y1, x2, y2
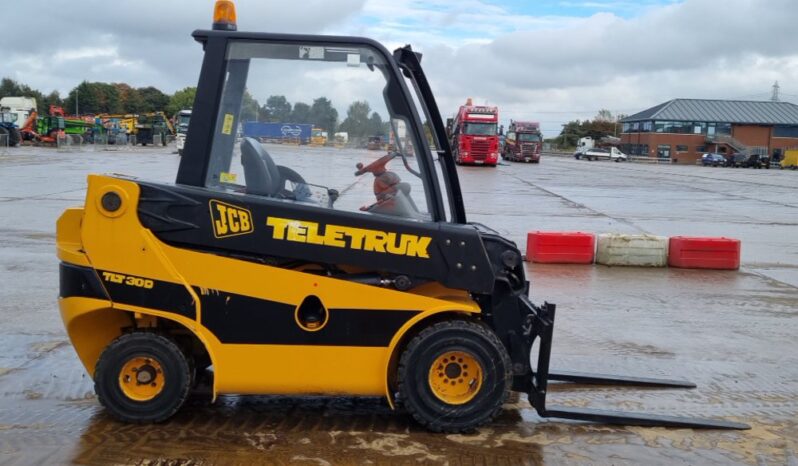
(57, 134, 84, 152)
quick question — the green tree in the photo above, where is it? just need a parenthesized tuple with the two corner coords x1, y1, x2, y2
(264, 95, 291, 122)
(290, 102, 311, 123)
(309, 97, 337, 134)
(339, 100, 372, 138)
(367, 112, 387, 137)
(137, 86, 169, 113)
(115, 83, 143, 113)
(40, 91, 63, 114)
(166, 87, 196, 116)
(64, 81, 123, 114)
(240, 90, 260, 122)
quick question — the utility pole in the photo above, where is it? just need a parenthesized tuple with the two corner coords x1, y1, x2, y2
(771, 81, 780, 102)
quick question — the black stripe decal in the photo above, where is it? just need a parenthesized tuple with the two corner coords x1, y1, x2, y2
(62, 264, 419, 347)
(197, 288, 420, 346)
(97, 269, 196, 319)
(60, 263, 109, 300)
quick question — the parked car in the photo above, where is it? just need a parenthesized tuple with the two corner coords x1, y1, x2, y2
(727, 152, 768, 168)
(725, 152, 746, 167)
(701, 153, 727, 167)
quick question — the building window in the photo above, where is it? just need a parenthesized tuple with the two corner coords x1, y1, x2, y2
(622, 123, 631, 133)
(693, 122, 706, 134)
(631, 122, 640, 131)
(642, 144, 649, 156)
(657, 144, 671, 158)
(774, 125, 798, 137)
(642, 121, 652, 132)
(717, 123, 731, 135)
(696, 145, 706, 152)
(675, 145, 688, 152)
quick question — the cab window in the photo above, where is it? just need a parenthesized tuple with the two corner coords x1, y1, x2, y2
(206, 41, 432, 222)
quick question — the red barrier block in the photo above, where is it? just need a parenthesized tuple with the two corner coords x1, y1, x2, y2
(668, 236, 740, 270)
(526, 231, 595, 264)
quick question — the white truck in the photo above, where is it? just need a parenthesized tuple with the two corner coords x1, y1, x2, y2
(0, 97, 37, 127)
(574, 136, 629, 162)
(575, 146, 628, 162)
(174, 109, 191, 156)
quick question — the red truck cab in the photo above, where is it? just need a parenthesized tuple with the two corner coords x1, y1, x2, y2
(503, 120, 542, 163)
(448, 99, 499, 166)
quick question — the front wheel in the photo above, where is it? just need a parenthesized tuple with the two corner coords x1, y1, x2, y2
(397, 320, 511, 433)
(94, 332, 191, 423)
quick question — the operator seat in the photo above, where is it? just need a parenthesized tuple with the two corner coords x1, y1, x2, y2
(241, 137, 282, 197)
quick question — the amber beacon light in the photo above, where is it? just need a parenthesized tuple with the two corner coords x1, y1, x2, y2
(212, 0, 237, 31)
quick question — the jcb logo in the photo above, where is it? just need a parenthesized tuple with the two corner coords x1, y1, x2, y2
(210, 200, 253, 238)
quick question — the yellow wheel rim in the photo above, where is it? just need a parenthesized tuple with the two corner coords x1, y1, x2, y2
(428, 350, 483, 405)
(118, 356, 165, 402)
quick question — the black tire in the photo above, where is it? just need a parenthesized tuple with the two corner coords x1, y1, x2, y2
(397, 320, 511, 433)
(94, 332, 191, 423)
(9, 128, 20, 147)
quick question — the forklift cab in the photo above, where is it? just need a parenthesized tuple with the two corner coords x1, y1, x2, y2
(177, 27, 466, 226)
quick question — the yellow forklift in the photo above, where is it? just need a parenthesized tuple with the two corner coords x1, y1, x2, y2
(56, 0, 747, 432)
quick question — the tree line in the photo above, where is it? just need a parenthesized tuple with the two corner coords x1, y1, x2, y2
(552, 109, 626, 148)
(1, 77, 391, 138)
(0, 77, 195, 117)
(241, 93, 389, 138)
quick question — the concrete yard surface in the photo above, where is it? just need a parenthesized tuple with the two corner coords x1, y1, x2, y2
(0, 145, 797, 465)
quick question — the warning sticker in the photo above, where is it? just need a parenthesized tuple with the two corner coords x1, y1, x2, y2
(220, 172, 238, 183)
(221, 113, 234, 135)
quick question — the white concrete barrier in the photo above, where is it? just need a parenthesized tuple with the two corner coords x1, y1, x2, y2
(596, 233, 669, 267)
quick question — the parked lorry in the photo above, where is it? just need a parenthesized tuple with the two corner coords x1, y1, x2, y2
(175, 109, 192, 155)
(0, 97, 37, 129)
(447, 98, 499, 166)
(242, 122, 312, 143)
(135, 112, 172, 146)
(502, 120, 542, 163)
(311, 127, 327, 146)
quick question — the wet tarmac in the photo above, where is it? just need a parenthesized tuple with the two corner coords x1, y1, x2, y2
(1, 145, 797, 465)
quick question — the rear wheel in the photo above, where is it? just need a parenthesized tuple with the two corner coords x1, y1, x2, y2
(94, 332, 191, 423)
(397, 320, 511, 433)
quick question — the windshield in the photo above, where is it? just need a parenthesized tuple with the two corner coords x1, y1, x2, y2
(205, 40, 433, 222)
(463, 122, 496, 136)
(518, 133, 541, 142)
(178, 114, 191, 126)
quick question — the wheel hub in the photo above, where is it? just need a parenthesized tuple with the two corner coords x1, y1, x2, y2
(119, 356, 165, 402)
(428, 351, 483, 405)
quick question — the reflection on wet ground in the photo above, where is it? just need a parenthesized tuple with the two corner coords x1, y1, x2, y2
(1, 146, 797, 465)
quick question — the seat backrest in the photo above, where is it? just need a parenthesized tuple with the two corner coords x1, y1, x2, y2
(240, 137, 282, 196)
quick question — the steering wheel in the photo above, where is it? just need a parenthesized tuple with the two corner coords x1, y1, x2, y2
(355, 152, 398, 176)
(355, 151, 422, 179)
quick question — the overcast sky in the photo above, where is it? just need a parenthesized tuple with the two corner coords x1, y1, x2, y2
(3, 0, 797, 136)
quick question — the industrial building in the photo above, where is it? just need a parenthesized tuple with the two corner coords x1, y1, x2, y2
(620, 99, 798, 163)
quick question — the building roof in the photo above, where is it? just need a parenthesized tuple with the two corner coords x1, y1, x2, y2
(622, 99, 798, 125)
